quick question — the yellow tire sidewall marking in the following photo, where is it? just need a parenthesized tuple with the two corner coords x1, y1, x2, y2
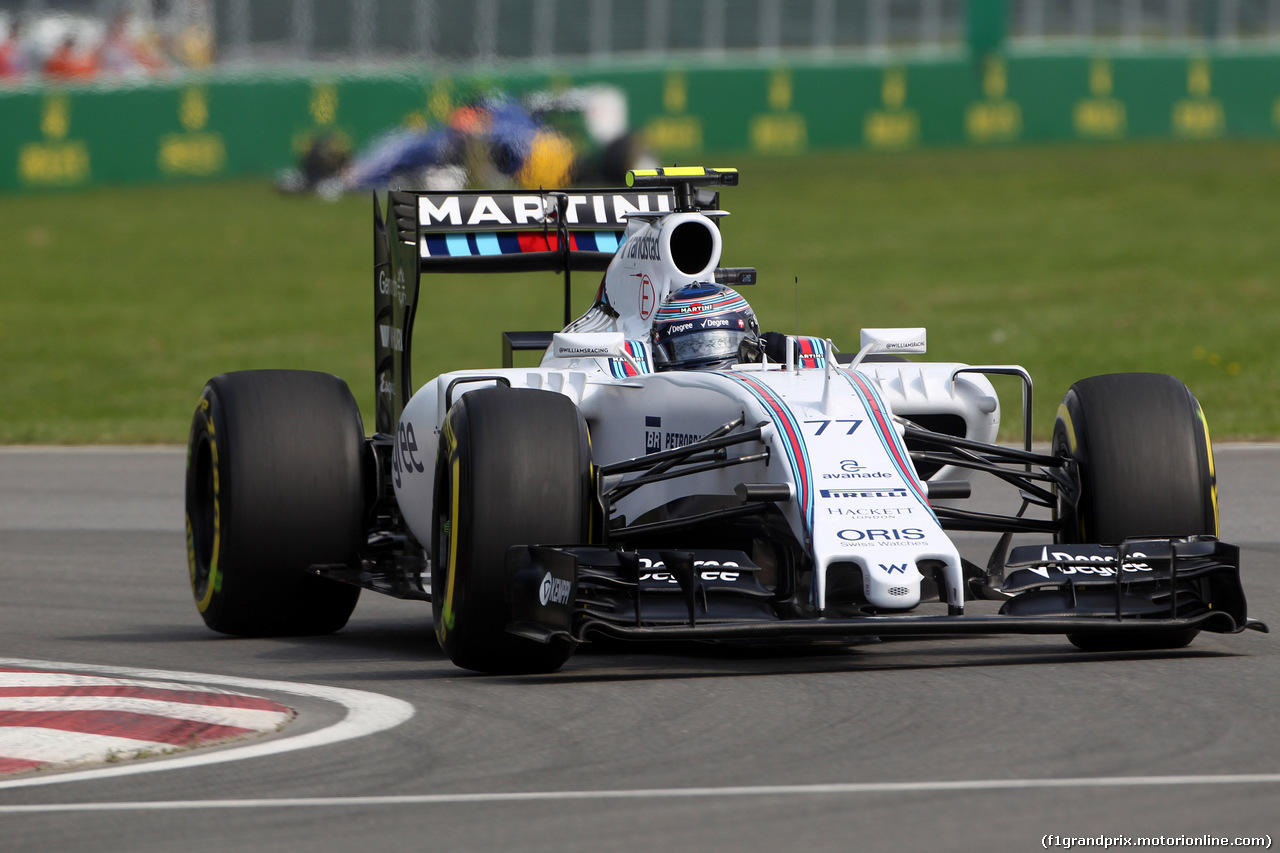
(438, 418, 461, 641)
(1196, 400, 1220, 536)
(190, 394, 221, 613)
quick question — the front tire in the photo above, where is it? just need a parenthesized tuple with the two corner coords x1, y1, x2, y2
(432, 386, 591, 674)
(186, 370, 364, 636)
(1053, 372, 1217, 651)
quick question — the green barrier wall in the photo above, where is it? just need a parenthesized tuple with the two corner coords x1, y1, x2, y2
(3, 50, 1280, 193)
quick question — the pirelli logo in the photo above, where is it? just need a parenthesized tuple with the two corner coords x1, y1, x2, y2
(820, 488, 910, 499)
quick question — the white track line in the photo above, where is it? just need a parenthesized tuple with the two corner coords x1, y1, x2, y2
(4, 773, 1280, 814)
(0, 658, 414, 791)
(0, 672, 240, 692)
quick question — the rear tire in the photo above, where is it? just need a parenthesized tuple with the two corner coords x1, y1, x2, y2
(1053, 373, 1217, 651)
(186, 370, 364, 636)
(432, 386, 591, 674)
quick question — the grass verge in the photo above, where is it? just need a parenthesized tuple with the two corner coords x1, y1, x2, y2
(1, 139, 1277, 443)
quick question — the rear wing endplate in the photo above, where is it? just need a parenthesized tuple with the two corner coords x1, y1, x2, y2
(373, 187, 676, 434)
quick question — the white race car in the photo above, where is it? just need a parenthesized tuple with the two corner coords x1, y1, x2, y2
(184, 166, 1264, 673)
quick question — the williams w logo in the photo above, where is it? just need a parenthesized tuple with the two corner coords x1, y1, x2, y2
(378, 324, 404, 352)
(880, 563, 908, 574)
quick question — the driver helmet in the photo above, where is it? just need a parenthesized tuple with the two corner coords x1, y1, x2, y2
(651, 282, 760, 371)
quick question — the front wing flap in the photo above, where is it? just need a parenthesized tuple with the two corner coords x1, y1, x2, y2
(505, 538, 1265, 646)
(998, 536, 1248, 625)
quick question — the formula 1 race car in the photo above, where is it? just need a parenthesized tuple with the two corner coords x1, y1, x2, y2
(184, 166, 1266, 673)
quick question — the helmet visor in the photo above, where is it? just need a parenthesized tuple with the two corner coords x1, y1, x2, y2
(658, 328, 751, 368)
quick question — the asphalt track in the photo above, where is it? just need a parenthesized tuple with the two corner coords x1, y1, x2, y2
(0, 446, 1276, 852)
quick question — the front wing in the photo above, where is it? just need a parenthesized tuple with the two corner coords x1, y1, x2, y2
(506, 536, 1265, 645)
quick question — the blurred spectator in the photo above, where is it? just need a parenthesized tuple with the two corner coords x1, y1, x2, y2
(44, 34, 97, 81)
(98, 9, 166, 77)
(279, 86, 650, 198)
(0, 17, 35, 81)
(165, 0, 215, 68)
(301, 96, 578, 198)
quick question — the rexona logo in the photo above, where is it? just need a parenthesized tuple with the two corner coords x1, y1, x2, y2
(836, 528, 926, 544)
(539, 573, 573, 606)
(820, 488, 910, 499)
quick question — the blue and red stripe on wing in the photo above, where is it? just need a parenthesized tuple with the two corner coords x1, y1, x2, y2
(841, 371, 937, 520)
(421, 230, 623, 259)
(723, 373, 813, 542)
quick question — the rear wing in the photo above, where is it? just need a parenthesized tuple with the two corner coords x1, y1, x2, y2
(374, 187, 677, 434)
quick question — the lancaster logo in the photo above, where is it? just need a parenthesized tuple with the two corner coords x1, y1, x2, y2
(418, 191, 673, 231)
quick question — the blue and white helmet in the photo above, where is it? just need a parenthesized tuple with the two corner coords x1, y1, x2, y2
(650, 282, 760, 371)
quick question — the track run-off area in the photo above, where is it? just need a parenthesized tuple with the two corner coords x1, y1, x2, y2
(0, 446, 1276, 852)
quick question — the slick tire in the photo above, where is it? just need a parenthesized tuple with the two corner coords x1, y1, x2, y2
(186, 370, 364, 636)
(432, 386, 591, 674)
(1053, 373, 1217, 652)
